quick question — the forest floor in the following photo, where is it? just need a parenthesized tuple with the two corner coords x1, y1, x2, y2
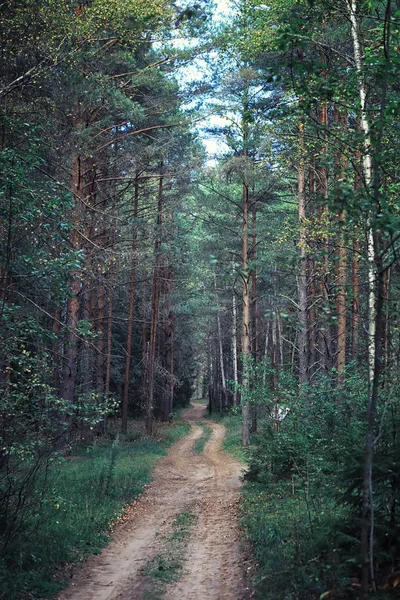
(58, 403, 252, 600)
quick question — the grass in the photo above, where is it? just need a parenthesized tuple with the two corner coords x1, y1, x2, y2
(0, 419, 190, 600)
(142, 509, 197, 599)
(205, 409, 246, 462)
(240, 479, 348, 600)
(192, 422, 212, 454)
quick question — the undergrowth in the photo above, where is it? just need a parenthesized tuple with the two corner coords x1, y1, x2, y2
(214, 368, 400, 599)
(0, 419, 190, 600)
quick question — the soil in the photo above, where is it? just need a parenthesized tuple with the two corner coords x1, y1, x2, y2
(58, 403, 252, 600)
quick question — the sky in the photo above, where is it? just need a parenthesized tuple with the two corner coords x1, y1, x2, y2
(175, 0, 235, 161)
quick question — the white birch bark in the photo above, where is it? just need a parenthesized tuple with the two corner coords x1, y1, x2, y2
(348, 0, 375, 383)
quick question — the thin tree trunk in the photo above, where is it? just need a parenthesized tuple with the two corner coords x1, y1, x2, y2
(263, 321, 270, 387)
(61, 155, 83, 416)
(336, 226, 347, 380)
(360, 235, 384, 598)
(217, 308, 227, 410)
(242, 177, 251, 446)
(307, 256, 317, 377)
(141, 272, 147, 361)
(168, 293, 174, 417)
(122, 176, 139, 433)
(215, 274, 227, 410)
(352, 238, 360, 363)
(348, 0, 375, 384)
(383, 267, 391, 381)
(250, 200, 258, 433)
(96, 280, 106, 394)
(53, 306, 61, 391)
(241, 88, 251, 447)
(316, 99, 331, 372)
(145, 165, 164, 436)
(298, 121, 309, 388)
(251, 201, 258, 360)
(232, 285, 238, 407)
(105, 287, 113, 397)
(277, 315, 284, 368)
(336, 111, 348, 382)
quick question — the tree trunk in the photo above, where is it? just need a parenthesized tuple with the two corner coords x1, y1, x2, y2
(316, 100, 331, 372)
(336, 224, 347, 381)
(122, 176, 139, 433)
(298, 121, 309, 388)
(232, 284, 239, 407)
(351, 237, 360, 363)
(251, 201, 258, 361)
(61, 155, 83, 414)
(348, 0, 375, 384)
(241, 177, 251, 446)
(105, 286, 113, 397)
(360, 234, 384, 598)
(336, 111, 348, 382)
(145, 165, 164, 436)
(167, 290, 174, 418)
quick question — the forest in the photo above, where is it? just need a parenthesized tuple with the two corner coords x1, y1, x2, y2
(1, 0, 400, 598)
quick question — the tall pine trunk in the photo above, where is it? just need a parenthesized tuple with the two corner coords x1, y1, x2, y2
(122, 177, 140, 433)
(145, 165, 164, 436)
(297, 120, 309, 388)
(61, 154, 83, 415)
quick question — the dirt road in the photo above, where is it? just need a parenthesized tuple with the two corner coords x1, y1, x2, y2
(58, 404, 250, 600)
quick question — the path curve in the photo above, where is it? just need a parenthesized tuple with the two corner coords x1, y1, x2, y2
(58, 404, 250, 600)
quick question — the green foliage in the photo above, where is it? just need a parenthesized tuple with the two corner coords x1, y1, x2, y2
(241, 481, 348, 600)
(0, 420, 189, 599)
(232, 355, 275, 408)
(234, 368, 400, 597)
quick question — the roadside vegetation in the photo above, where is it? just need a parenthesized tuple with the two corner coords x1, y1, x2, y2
(214, 367, 400, 599)
(0, 421, 189, 600)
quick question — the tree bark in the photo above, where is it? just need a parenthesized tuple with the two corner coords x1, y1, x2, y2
(348, 0, 375, 384)
(122, 176, 140, 433)
(232, 284, 239, 407)
(298, 121, 309, 388)
(360, 234, 384, 598)
(61, 154, 83, 414)
(351, 238, 360, 363)
(144, 165, 164, 436)
(241, 177, 251, 446)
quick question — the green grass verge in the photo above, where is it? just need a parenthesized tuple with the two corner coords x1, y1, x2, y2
(205, 410, 246, 462)
(142, 509, 197, 599)
(0, 419, 190, 600)
(192, 422, 212, 454)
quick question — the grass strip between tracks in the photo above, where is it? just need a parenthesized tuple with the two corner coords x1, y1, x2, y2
(142, 509, 197, 599)
(192, 421, 213, 454)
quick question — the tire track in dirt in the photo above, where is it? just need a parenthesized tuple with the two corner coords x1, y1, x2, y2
(58, 403, 250, 600)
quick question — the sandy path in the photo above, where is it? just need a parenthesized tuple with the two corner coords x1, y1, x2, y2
(58, 404, 249, 600)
